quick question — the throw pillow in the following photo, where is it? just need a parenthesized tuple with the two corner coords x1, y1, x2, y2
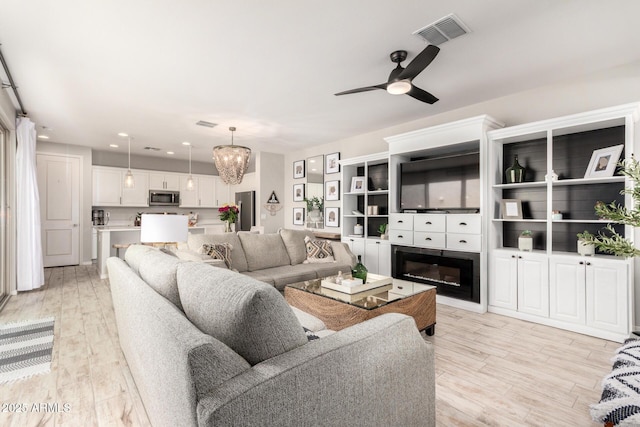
(201, 243, 232, 268)
(303, 236, 335, 264)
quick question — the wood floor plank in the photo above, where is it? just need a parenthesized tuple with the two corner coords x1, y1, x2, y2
(0, 265, 618, 426)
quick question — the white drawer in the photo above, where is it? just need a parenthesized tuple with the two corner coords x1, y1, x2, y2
(391, 280, 414, 296)
(413, 231, 446, 249)
(389, 229, 413, 245)
(389, 214, 413, 231)
(446, 233, 481, 252)
(413, 214, 446, 232)
(446, 214, 481, 234)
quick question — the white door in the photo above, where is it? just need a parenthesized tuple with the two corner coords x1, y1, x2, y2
(37, 154, 80, 267)
(517, 252, 549, 317)
(120, 171, 149, 206)
(378, 241, 391, 277)
(148, 173, 166, 190)
(586, 258, 628, 334)
(489, 251, 518, 310)
(92, 167, 121, 206)
(179, 176, 198, 207)
(549, 257, 586, 324)
(198, 175, 216, 207)
(365, 241, 380, 274)
(214, 176, 229, 206)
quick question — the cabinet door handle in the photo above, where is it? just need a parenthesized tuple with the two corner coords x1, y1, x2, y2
(511, 255, 516, 258)
(459, 222, 467, 226)
(425, 237, 432, 241)
(579, 261, 584, 265)
(586, 262, 591, 266)
(398, 220, 403, 223)
(459, 239, 467, 243)
(426, 221, 432, 225)
(518, 256, 522, 259)
(397, 286, 404, 290)
(398, 235, 404, 238)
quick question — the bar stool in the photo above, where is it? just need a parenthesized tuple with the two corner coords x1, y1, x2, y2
(112, 243, 132, 258)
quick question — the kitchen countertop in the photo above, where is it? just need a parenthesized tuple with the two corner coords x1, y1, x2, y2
(94, 225, 207, 232)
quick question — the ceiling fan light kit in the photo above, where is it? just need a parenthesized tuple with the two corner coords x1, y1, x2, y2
(335, 45, 440, 104)
(213, 126, 251, 185)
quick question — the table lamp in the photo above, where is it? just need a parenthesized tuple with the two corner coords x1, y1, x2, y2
(140, 214, 188, 248)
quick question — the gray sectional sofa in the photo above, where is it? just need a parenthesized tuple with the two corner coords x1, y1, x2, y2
(108, 245, 435, 427)
(175, 229, 357, 290)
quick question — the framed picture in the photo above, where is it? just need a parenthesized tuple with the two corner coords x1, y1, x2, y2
(326, 152, 340, 174)
(350, 176, 365, 193)
(293, 207, 305, 225)
(325, 180, 340, 201)
(325, 207, 340, 227)
(501, 199, 523, 220)
(293, 160, 305, 179)
(584, 144, 624, 178)
(293, 183, 305, 202)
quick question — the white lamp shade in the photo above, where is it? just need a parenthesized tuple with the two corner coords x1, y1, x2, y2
(140, 214, 188, 243)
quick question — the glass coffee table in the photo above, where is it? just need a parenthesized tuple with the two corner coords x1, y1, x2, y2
(285, 276, 436, 335)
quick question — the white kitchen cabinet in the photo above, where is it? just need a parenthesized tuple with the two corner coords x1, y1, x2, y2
(198, 175, 216, 207)
(342, 237, 365, 262)
(489, 250, 548, 317)
(365, 240, 391, 276)
(93, 166, 149, 207)
(149, 172, 180, 190)
(550, 256, 628, 333)
(179, 175, 198, 207)
(214, 176, 229, 206)
(120, 171, 149, 207)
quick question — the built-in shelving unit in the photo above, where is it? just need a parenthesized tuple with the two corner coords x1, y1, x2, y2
(487, 102, 640, 342)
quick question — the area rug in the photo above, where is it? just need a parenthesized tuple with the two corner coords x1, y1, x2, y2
(591, 338, 640, 426)
(0, 317, 55, 384)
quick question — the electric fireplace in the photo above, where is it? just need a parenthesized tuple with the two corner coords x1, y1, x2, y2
(392, 245, 480, 303)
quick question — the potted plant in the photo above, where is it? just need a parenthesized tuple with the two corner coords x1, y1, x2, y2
(518, 230, 533, 251)
(218, 204, 239, 232)
(378, 223, 388, 240)
(576, 230, 596, 256)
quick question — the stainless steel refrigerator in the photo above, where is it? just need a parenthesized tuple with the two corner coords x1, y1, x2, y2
(235, 191, 255, 232)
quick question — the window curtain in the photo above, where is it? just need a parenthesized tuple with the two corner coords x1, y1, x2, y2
(16, 117, 44, 291)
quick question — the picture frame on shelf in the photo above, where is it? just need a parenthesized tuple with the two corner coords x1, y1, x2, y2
(501, 199, 523, 220)
(325, 152, 340, 174)
(293, 207, 305, 225)
(325, 180, 340, 201)
(293, 160, 305, 179)
(325, 207, 339, 227)
(350, 176, 365, 193)
(584, 144, 624, 178)
(293, 183, 305, 202)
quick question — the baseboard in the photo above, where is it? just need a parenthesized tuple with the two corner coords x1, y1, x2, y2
(436, 295, 485, 313)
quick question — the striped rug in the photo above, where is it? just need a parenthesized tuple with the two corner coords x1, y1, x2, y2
(0, 317, 55, 384)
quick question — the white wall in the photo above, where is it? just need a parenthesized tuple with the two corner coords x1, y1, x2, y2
(0, 89, 17, 294)
(256, 152, 285, 233)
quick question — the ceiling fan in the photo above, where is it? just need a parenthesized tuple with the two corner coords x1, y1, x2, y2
(334, 44, 440, 104)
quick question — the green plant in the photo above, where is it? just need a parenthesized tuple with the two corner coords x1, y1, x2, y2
(578, 158, 640, 258)
(520, 230, 532, 237)
(303, 196, 324, 212)
(378, 223, 387, 234)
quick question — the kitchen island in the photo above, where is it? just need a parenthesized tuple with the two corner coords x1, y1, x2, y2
(96, 226, 206, 279)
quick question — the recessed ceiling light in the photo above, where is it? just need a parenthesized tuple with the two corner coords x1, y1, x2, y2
(167, 151, 175, 155)
(37, 135, 49, 139)
(118, 132, 128, 137)
(182, 141, 191, 146)
(109, 144, 119, 148)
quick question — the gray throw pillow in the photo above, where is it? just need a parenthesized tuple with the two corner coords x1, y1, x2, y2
(176, 262, 308, 365)
(279, 228, 315, 265)
(237, 233, 291, 271)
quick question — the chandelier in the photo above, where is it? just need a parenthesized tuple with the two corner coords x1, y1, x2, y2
(213, 126, 251, 185)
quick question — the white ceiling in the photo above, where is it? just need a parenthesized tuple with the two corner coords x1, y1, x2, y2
(2, 0, 640, 161)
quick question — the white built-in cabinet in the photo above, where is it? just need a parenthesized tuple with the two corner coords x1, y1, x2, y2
(487, 103, 640, 341)
(340, 152, 390, 275)
(92, 165, 225, 208)
(489, 250, 548, 317)
(179, 175, 222, 208)
(149, 172, 180, 191)
(550, 255, 627, 334)
(92, 166, 149, 207)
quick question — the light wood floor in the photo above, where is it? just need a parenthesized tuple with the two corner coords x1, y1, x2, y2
(0, 265, 616, 426)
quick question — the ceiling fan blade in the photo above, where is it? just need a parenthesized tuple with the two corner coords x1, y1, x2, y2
(334, 84, 386, 96)
(398, 45, 440, 81)
(407, 85, 439, 104)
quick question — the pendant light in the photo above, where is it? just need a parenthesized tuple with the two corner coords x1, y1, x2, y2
(213, 126, 251, 185)
(121, 133, 135, 188)
(184, 142, 194, 190)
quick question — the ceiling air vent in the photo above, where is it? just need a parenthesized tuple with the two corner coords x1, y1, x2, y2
(196, 120, 217, 128)
(413, 14, 470, 46)
(143, 146, 161, 151)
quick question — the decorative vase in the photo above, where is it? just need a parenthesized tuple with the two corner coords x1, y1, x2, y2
(352, 255, 368, 283)
(505, 155, 525, 183)
(380, 233, 388, 240)
(354, 223, 363, 236)
(518, 236, 533, 252)
(224, 221, 232, 233)
(578, 240, 595, 256)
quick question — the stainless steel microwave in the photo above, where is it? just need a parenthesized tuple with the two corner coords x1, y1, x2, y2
(149, 190, 180, 206)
